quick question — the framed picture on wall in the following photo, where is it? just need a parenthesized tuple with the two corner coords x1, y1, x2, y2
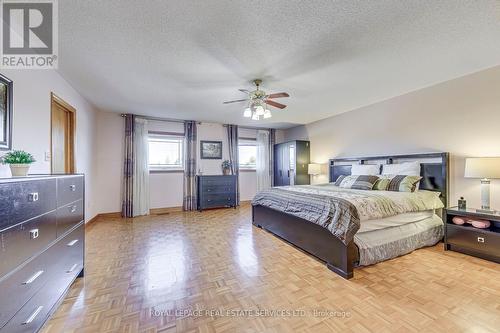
(0, 74, 13, 151)
(200, 140, 222, 159)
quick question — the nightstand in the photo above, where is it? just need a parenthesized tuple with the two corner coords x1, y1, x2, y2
(444, 207, 500, 263)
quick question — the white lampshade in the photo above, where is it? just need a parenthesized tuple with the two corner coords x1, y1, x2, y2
(243, 108, 252, 117)
(255, 105, 265, 116)
(465, 157, 500, 179)
(308, 163, 321, 175)
(263, 109, 272, 119)
(251, 112, 259, 120)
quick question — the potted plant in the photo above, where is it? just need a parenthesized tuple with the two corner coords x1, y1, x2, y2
(221, 160, 232, 175)
(1, 150, 36, 177)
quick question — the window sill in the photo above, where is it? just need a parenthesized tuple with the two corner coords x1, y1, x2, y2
(239, 169, 256, 172)
(150, 169, 184, 174)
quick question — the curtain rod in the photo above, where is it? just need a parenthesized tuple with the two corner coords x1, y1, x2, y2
(222, 124, 273, 131)
(121, 114, 201, 124)
(121, 114, 270, 130)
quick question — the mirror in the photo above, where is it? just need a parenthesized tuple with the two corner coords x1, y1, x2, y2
(0, 74, 12, 151)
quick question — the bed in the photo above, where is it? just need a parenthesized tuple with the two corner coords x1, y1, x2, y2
(252, 153, 449, 279)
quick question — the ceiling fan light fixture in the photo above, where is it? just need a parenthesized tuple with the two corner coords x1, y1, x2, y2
(255, 105, 265, 116)
(263, 109, 272, 119)
(251, 112, 260, 120)
(243, 108, 252, 117)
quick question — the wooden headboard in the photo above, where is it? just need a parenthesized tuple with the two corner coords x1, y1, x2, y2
(329, 152, 449, 206)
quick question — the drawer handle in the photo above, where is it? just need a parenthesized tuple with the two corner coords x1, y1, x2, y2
(22, 306, 43, 325)
(477, 237, 485, 243)
(67, 239, 79, 247)
(67, 263, 78, 273)
(69, 185, 76, 191)
(69, 205, 77, 213)
(23, 270, 44, 284)
(29, 229, 39, 239)
(28, 192, 39, 202)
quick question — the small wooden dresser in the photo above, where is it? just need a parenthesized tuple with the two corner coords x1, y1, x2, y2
(197, 175, 237, 211)
(0, 175, 85, 333)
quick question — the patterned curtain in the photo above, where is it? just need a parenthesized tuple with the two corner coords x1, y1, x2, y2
(122, 114, 135, 217)
(183, 121, 197, 211)
(269, 129, 276, 186)
(226, 124, 240, 205)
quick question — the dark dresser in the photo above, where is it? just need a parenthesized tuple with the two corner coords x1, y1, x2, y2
(0, 175, 85, 333)
(444, 207, 500, 263)
(197, 175, 237, 211)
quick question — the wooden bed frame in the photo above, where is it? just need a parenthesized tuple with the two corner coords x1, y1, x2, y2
(252, 152, 449, 279)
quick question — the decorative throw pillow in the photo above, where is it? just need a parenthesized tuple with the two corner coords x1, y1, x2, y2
(386, 175, 422, 192)
(337, 175, 357, 188)
(333, 175, 346, 186)
(373, 177, 391, 190)
(336, 175, 379, 190)
(350, 175, 380, 190)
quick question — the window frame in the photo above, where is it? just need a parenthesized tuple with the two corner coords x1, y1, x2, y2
(238, 138, 257, 171)
(148, 131, 185, 173)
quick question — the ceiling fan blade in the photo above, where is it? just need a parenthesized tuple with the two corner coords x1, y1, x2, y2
(223, 99, 249, 104)
(238, 89, 250, 94)
(265, 99, 286, 109)
(266, 92, 289, 99)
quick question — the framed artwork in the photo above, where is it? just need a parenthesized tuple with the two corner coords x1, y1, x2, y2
(0, 74, 13, 151)
(200, 140, 222, 159)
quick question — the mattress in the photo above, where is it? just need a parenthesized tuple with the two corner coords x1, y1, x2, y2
(252, 183, 444, 245)
(354, 214, 443, 266)
(358, 210, 435, 233)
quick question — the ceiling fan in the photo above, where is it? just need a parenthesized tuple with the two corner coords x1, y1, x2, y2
(223, 79, 290, 120)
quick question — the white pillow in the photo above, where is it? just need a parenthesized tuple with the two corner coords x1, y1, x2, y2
(382, 161, 420, 176)
(351, 164, 380, 175)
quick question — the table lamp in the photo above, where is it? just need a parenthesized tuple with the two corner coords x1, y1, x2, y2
(464, 157, 500, 212)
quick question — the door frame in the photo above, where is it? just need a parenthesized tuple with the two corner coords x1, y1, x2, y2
(50, 92, 76, 173)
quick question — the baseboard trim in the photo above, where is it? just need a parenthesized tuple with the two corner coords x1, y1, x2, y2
(150, 206, 183, 215)
(86, 202, 248, 224)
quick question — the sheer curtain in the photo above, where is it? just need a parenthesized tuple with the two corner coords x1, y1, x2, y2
(256, 130, 271, 191)
(132, 118, 150, 216)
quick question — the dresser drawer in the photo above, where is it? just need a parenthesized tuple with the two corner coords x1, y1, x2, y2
(57, 176, 84, 207)
(0, 222, 84, 329)
(0, 250, 54, 328)
(0, 211, 57, 279)
(202, 194, 236, 208)
(447, 224, 500, 256)
(56, 199, 84, 237)
(0, 179, 57, 231)
(53, 223, 84, 281)
(0, 227, 83, 333)
(201, 184, 236, 194)
(200, 176, 236, 187)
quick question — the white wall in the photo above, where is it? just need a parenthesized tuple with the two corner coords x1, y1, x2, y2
(94, 113, 273, 213)
(0, 70, 99, 221)
(284, 66, 500, 209)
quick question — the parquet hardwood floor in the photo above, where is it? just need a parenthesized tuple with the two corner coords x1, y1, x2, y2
(41, 203, 500, 333)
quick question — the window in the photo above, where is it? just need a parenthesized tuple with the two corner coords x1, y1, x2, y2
(238, 139, 257, 169)
(148, 134, 184, 171)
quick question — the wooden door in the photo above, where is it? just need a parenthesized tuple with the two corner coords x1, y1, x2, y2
(51, 93, 75, 174)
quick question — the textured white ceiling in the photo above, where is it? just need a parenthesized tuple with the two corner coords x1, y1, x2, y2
(58, 0, 500, 129)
